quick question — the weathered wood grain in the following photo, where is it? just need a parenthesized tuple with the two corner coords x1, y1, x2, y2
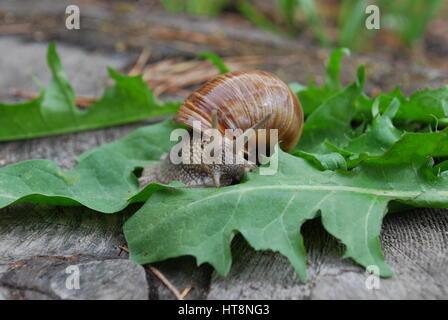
(0, 255, 149, 300)
(208, 209, 448, 300)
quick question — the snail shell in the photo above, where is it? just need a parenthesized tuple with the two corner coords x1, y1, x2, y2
(139, 70, 304, 189)
(174, 70, 304, 152)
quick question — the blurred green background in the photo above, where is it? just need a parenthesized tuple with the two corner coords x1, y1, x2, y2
(159, 0, 447, 51)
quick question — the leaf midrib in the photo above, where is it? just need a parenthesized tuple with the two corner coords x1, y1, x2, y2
(184, 184, 448, 209)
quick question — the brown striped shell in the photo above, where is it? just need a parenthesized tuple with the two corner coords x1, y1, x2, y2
(174, 70, 304, 152)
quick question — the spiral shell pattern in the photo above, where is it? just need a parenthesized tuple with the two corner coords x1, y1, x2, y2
(174, 70, 304, 152)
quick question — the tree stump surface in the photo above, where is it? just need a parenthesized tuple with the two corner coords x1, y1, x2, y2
(0, 1, 447, 299)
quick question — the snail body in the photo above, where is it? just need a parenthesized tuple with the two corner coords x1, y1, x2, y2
(139, 70, 304, 188)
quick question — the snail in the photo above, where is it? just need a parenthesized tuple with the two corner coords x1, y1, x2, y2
(139, 70, 304, 188)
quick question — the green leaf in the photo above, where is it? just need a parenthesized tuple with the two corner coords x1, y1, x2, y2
(325, 48, 350, 90)
(339, 0, 369, 49)
(0, 121, 179, 213)
(160, 0, 229, 16)
(433, 160, 448, 176)
(357, 86, 448, 124)
(306, 97, 448, 170)
(293, 150, 347, 171)
(124, 146, 448, 281)
(295, 80, 335, 116)
(295, 0, 329, 45)
(237, 1, 281, 33)
(337, 98, 403, 167)
(198, 52, 230, 74)
(380, 0, 443, 46)
(295, 48, 350, 115)
(296, 66, 365, 153)
(325, 128, 448, 169)
(293, 65, 365, 173)
(276, 0, 298, 32)
(0, 42, 180, 141)
(366, 129, 448, 165)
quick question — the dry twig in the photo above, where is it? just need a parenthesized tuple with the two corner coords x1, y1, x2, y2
(180, 286, 194, 299)
(128, 47, 152, 76)
(117, 245, 130, 255)
(142, 55, 265, 96)
(116, 245, 184, 300)
(0, 23, 31, 34)
(148, 265, 184, 300)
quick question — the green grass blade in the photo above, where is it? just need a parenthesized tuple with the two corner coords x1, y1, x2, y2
(198, 51, 231, 74)
(238, 1, 281, 33)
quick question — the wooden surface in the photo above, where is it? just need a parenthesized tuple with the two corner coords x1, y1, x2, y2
(209, 211, 448, 299)
(0, 2, 448, 299)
